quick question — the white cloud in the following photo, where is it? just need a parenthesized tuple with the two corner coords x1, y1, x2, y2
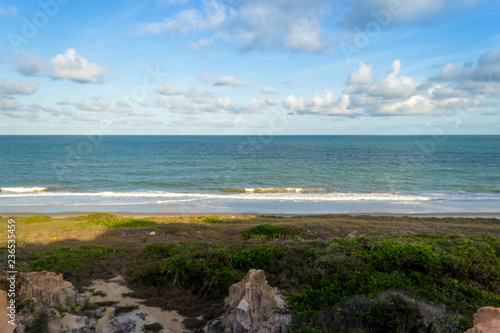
(284, 54, 498, 117)
(284, 77, 295, 84)
(51, 49, 109, 83)
(190, 37, 214, 54)
(136, 0, 229, 36)
(283, 90, 354, 116)
(260, 87, 279, 94)
(0, 3, 17, 17)
(136, 0, 331, 52)
(14, 51, 48, 76)
(0, 80, 39, 95)
(158, 84, 188, 95)
(76, 96, 109, 111)
(214, 75, 247, 87)
(0, 96, 20, 110)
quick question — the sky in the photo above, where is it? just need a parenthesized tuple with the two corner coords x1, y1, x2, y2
(0, 0, 499, 135)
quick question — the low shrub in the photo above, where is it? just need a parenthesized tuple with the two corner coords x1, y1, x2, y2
(242, 224, 300, 239)
(200, 216, 224, 224)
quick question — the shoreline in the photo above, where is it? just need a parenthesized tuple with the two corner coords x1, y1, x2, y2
(4, 211, 500, 218)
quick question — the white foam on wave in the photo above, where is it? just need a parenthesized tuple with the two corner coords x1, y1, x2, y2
(1, 187, 47, 193)
(0, 190, 432, 204)
(1, 190, 499, 207)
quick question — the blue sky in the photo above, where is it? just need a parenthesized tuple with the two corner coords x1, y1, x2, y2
(0, 0, 499, 135)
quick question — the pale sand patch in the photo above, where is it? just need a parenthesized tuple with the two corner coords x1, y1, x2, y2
(86, 275, 185, 333)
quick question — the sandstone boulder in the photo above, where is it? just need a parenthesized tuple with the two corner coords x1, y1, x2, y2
(206, 269, 290, 333)
(464, 307, 500, 333)
(17, 271, 78, 308)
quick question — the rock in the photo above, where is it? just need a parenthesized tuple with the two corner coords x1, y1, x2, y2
(98, 307, 136, 333)
(464, 307, 500, 333)
(17, 271, 78, 308)
(205, 269, 290, 333)
(149, 231, 156, 235)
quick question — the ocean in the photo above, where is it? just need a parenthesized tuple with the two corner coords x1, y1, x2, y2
(1, 135, 499, 215)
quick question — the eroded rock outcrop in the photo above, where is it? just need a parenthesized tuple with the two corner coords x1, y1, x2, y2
(206, 269, 290, 333)
(17, 271, 79, 308)
(464, 307, 500, 333)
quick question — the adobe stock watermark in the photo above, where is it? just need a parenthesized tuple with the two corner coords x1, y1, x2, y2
(7, 0, 72, 54)
(6, 218, 17, 327)
(53, 65, 168, 181)
(340, 0, 403, 64)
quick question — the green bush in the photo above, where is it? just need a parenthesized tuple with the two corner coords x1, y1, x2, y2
(242, 224, 300, 239)
(200, 216, 224, 224)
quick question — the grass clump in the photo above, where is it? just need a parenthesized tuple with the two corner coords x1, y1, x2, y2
(91, 291, 107, 297)
(143, 322, 164, 332)
(200, 216, 224, 224)
(115, 305, 139, 315)
(242, 224, 300, 240)
(89, 217, 157, 228)
(21, 215, 52, 223)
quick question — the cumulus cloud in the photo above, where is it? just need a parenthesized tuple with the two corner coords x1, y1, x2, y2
(260, 87, 279, 94)
(51, 49, 109, 83)
(0, 80, 39, 95)
(76, 96, 109, 111)
(431, 49, 500, 96)
(284, 51, 499, 117)
(214, 75, 247, 87)
(154, 50, 500, 118)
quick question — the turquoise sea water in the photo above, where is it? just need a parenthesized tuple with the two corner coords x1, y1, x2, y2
(1, 135, 499, 214)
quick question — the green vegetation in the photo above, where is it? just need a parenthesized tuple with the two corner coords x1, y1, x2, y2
(143, 322, 164, 332)
(21, 215, 52, 223)
(88, 216, 157, 228)
(134, 235, 500, 331)
(199, 216, 224, 224)
(91, 291, 107, 297)
(25, 245, 116, 274)
(115, 305, 139, 315)
(242, 224, 300, 239)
